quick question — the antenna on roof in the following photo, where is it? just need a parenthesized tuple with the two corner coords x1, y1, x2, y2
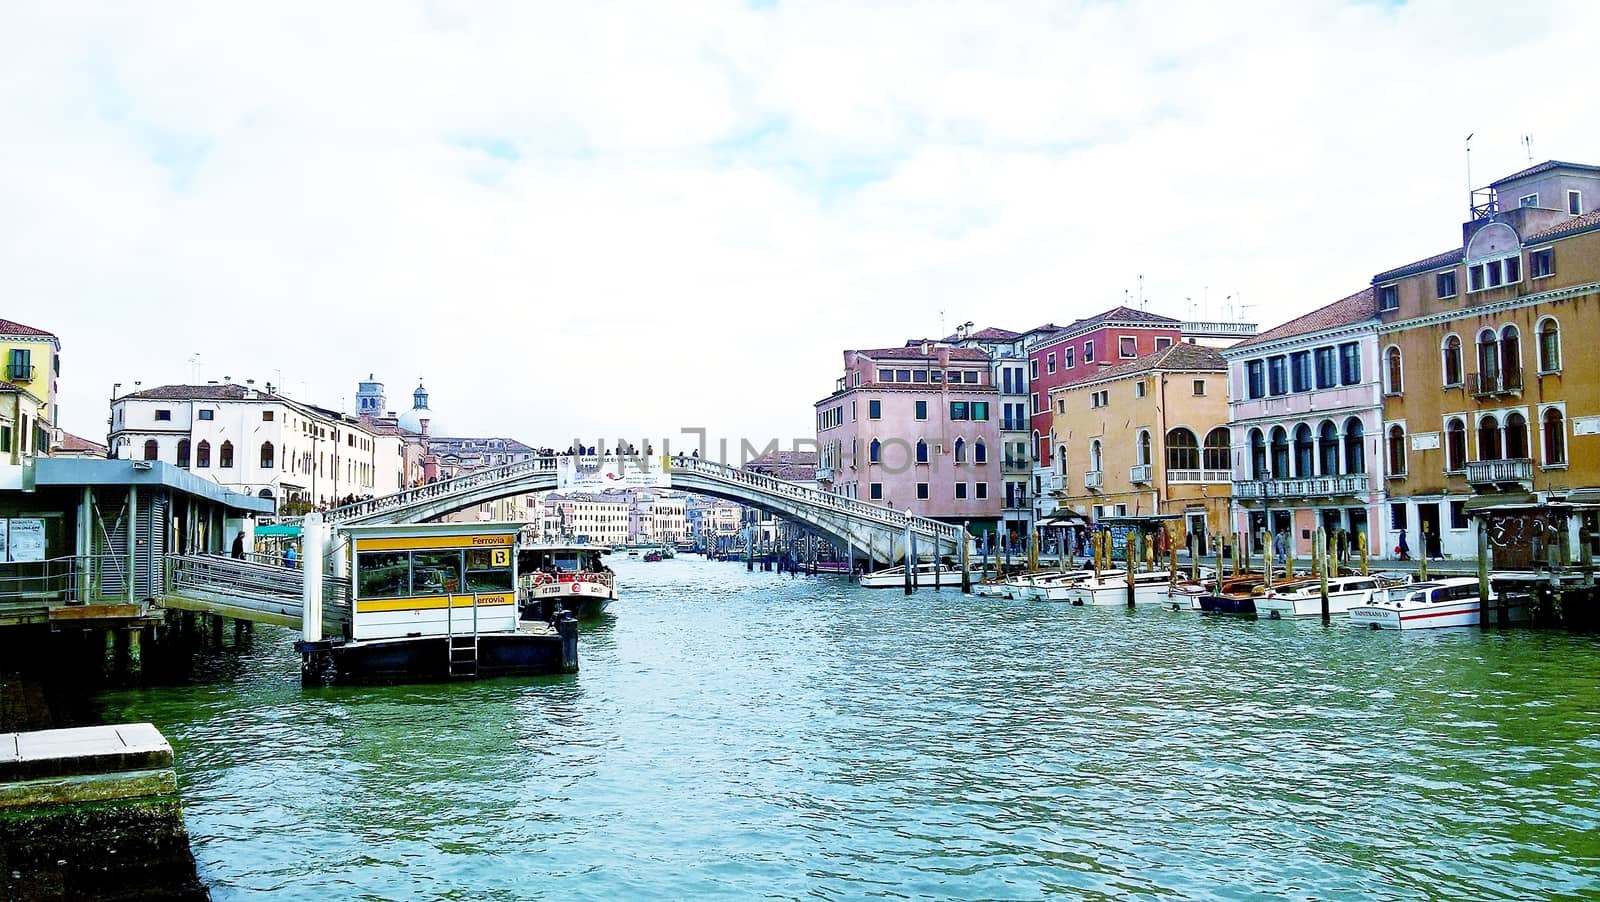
(1138, 274, 1145, 311)
(939, 308, 946, 339)
(1465, 132, 1474, 214)
(1522, 133, 1533, 163)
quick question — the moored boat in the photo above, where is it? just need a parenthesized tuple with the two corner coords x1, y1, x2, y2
(1255, 575, 1388, 619)
(518, 544, 618, 620)
(1063, 570, 1177, 606)
(1348, 577, 1528, 630)
(858, 561, 965, 588)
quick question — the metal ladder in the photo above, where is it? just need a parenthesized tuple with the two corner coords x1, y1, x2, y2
(446, 593, 480, 678)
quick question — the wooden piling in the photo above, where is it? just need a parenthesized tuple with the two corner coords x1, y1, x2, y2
(1262, 529, 1274, 590)
(1358, 531, 1368, 576)
(1418, 524, 1429, 582)
(1317, 527, 1330, 624)
(1477, 518, 1491, 628)
(903, 516, 913, 596)
(1168, 527, 1178, 586)
(960, 521, 971, 594)
(1125, 533, 1136, 608)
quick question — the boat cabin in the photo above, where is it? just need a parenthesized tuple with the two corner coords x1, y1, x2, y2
(346, 522, 521, 642)
(519, 544, 610, 576)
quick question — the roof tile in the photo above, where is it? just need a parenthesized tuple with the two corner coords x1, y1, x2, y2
(0, 318, 56, 339)
(1233, 288, 1376, 349)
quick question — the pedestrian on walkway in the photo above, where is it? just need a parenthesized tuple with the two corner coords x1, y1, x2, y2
(231, 530, 246, 560)
(284, 544, 298, 569)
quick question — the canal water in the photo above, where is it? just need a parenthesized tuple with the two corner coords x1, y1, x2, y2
(100, 558, 1600, 900)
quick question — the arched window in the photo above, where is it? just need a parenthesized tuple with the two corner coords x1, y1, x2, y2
(869, 439, 881, 464)
(1203, 428, 1229, 472)
(1249, 428, 1268, 479)
(260, 442, 275, 469)
(1136, 431, 1152, 466)
(974, 440, 987, 464)
(1537, 317, 1561, 373)
(1504, 411, 1528, 460)
(1543, 408, 1566, 465)
(1318, 421, 1340, 476)
(1343, 418, 1365, 474)
(142, 439, 158, 461)
(1442, 334, 1463, 387)
(1500, 325, 1521, 385)
(220, 441, 234, 468)
(1269, 426, 1290, 479)
(1478, 415, 1502, 461)
(1292, 424, 1314, 477)
(1166, 427, 1199, 471)
(1031, 430, 1040, 462)
(196, 440, 211, 468)
(954, 437, 966, 464)
(1057, 444, 1068, 476)
(1385, 346, 1403, 394)
(1386, 425, 1406, 476)
(176, 439, 191, 469)
(1477, 329, 1500, 385)
(1089, 440, 1103, 472)
(1445, 418, 1467, 472)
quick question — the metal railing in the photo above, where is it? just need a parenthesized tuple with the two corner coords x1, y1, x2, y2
(1234, 473, 1371, 499)
(1129, 464, 1152, 484)
(1469, 369, 1523, 397)
(1083, 470, 1103, 490)
(168, 554, 350, 632)
(1168, 469, 1233, 484)
(1465, 458, 1533, 484)
(6, 364, 35, 383)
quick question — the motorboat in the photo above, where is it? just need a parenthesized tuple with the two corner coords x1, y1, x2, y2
(1255, 575, 1385, 619)
(1037, 570, 1101, 601)
(518, 544, 617, 620)
(858, 561, 965, 589)
(1062, 570, 1178, 606)
(1197, 575, 1270, 615)
(972, 575, 1011, 597)
(1348, 577, 1528, 630)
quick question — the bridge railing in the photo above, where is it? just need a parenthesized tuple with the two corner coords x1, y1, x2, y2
(323, 456, 561, 525)
(167, 554, 351, 634)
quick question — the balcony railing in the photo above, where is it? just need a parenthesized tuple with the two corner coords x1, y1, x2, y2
(1233, 473, 1371, 499)
(1083, 470, 1103, 490)
(1002, 457, 1031, 473)
(6, 364, 34, 383)
(1469, 369, 1523, 397)
(1465, 458, 1533, 485)
(816, 466, 835, 482)
(1129, 464, 1152, 484)
(1168, 469, 1233, 484)
(1000, 419, 1029, 431)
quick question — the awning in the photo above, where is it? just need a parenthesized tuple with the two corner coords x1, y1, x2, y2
(1041, 510, 1088, 526)
(1462, 492, 1538, 514)
(254, 524, 302, 537)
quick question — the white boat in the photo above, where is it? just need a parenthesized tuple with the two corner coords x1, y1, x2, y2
(1347, 577, 1527, 630)
(972, 577, 1010, 598)
(518, 544, 617, 618)
(1255, 576, 1384, 619)
(859, 562, 965, 589)
(1062, 570, 1178, 606)
(1037, 570, 1099, 601)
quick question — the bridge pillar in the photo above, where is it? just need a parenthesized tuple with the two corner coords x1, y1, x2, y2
(301, 514, 325, 643)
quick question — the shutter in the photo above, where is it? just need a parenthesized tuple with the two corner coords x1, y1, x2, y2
(136, 491, 170, 599)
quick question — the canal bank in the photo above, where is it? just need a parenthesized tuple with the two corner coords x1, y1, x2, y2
(86, 556, 1599, 899)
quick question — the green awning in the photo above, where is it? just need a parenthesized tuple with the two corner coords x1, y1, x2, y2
(254, 524, 302, 537)
(1462, 492, 1538, 513)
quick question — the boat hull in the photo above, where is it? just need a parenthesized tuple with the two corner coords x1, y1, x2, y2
(1256, 591, 1373, 619)
(1198, 595, 1257, 615)
(1348, 599, 1529, 630)
(859, 569, 966, 589)
(299, 619, 579, 685)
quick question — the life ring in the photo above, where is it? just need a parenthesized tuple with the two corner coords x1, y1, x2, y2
(571, 582, 582, 593)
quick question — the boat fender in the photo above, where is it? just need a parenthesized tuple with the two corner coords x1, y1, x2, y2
(1269, 610, 1280, 620)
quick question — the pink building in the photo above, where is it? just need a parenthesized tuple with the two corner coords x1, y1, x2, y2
(816, 343, 1002, 534)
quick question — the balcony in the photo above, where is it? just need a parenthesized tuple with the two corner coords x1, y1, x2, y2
(816, 466, 835, 482)
(1000, 419, 1029, 431)
(1042, 472, 1065, 492)
(6, 364, 34, 383)
(1233, 473, 1370, 500)
(1129, 464, 1152, 484)
(1083, 470, 1103, 491)
(1003, 456, 1031, 474)
(1469, 369, 1523, 398)
(1168, 469, 1232, 484)
(1465, 458, 1533, 485)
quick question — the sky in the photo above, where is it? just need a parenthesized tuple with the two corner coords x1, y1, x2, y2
(4, 1, 1599, 453)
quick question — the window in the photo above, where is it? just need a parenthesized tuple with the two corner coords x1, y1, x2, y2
(262, 411, 274, 422)
(0, 426, 9, 453)
(1436, 271, 1458, 299)
(1477, 329, 1500, 383)
(954, 437, 966, 463)
(1135, 381, 1147, 399)
(949, 401, 968, 420)
(1084, 340, 1094, 362)
(914, 400, 928, 421)
(1318, 421, 1339, 476)
(972, 401, 988, 420)
(955, 482, 968, 500)
(1386, 425, 1406, 476)
(220, 441, 234, 468)
(1478, 415, 1502, 461)
(1501, 325, 1521, 381)
(1469, 264, 1483, 292)
(1335, 343, 1359, 385)
(1055, 399, 1064, 414)
(1246, 360, 1265, 399)
(411, 550, 463, 596)
(1519, 193, 1539, 208)
(916, 482, 929, 500)
(198, 409, 214, 421)
(1378, 284, 1398, 311)
(1570, 190, 1583, 216)
(465, 548, 514, 593)
(260, 442, 275, 468)
(1505, 411, 1528, 460)
(1167, 428, 1199, 471)
(176, 439, 190, 468)
(1450, 501, 1468, 531)
(1293, 424, 1314, 477)
(1445, 418, 1466, 472)
(916, 440, 929, 464)
(1530, 248, 1553, 278)
(1119, 336, 1136, 358)
(975, 482, 987, 499)
(1192, 380, 1206, 396)
(1442, 335, 1463, 387)
(1203, 428, 1229, 471)
(196, 440, 211, 468)
(6, 348, 30, 382)
(1267, 356, 1287, 395)
(1047, 352, 1057, 374)
(1391, 503, 1408, 530)
(1089, 440, 1103, 472)
(1290, 351, 1312, 393)
(1249, 428, 1267, 478)
(155, 409, 172, 422)
(1155, 337, 1172, 351)
(870, 482, 883, 500)
(1537, 318, 1561, 373)
(1343, 418, 1365, 474)
(1064, 347, 1075, 369)
(974, 440, 987, 463)
(912, 370, 928, 383)
(1270, 426, 1289, 478)
(1136, 431, 1152, 466)
(877, 368, 891, 382)
(1031, 392, 1041, 414)
(143, 439, 158, 460)
(869, 439, 881, 463)
(1543, 407, 1567, 466)
(1030, 359, 1039, 380)
(1057, 444, 1069, 476)
(869, 400, 881, 419)
(1469, 255, 1521, 291)
(1384, 346, 1403, 395)
(1315, 347, 1337, 389)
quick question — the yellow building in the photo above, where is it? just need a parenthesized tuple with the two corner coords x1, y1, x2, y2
(0, 319, 60, 439)
(0, 382, 47, 469)
(1047, 343, 1232, 549)
(1372, 160, 1600, 559)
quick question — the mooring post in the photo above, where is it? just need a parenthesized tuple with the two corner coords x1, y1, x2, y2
(1167, 527, 1178, 586)
(103, 629, 118, 679)
(1241, 531, 1251, 576)
(960, 521, 971, 594)
(209, 614, 224, 648)
(1358, 530, 1368, 576)
(1189, 532, 1199, 582)
(1418, 523, 1429, 582)
(1125, 533, 1136, 608)
(301, 513, 325, 644)
(1262, 529, 1274, 590)
(1477, 517, 1491, 629)
(1317, 527, 1330, 624)
(126, 627, 143, 676)
(1581, 515, 1595, 590)
(903, 513, 913, 596)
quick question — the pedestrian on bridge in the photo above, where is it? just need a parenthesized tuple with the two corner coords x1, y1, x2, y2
(284, 544, 298, 569)
(232, 531, 246, 560)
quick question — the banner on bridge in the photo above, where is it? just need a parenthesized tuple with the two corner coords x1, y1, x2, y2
(557, 455, 672, 490)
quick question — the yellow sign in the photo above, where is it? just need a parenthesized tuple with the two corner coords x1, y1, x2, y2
(491, 548, 510, 567)
(355, 593, 515, 613)
(355, 533, 516, 552)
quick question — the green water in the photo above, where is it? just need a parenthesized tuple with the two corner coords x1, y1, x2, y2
(100, 558, 1600, 900)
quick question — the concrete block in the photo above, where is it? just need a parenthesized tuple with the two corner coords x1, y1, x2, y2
(1, 723, 172, 781)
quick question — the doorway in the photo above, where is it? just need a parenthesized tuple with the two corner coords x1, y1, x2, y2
(1186, 513, 1208, 555)
(1417, 503, 1443, 559)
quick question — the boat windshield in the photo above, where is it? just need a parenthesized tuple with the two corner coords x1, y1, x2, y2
(521, 548, 606, 573)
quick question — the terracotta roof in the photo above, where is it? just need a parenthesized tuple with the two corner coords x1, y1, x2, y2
(945, 326, 1022, 342)
(1372, 248, 1462, 284)
(0, 379, 25, 393)
(0, 318, 56, 339)
(1524, 208, 1600, 243)
(1033, 306, 1181, 348)
(1091, 342, 1226, 381)
(1489, 160, 1600, 187)
(854, 346, 990, 361)
(744, 450, 818, 481)
(1233, 288, 1376, 349)
(120, 383, 280, 402)
(57, 432, 108, 455)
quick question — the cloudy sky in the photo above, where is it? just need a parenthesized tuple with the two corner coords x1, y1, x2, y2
(4, 1, 1598, 451)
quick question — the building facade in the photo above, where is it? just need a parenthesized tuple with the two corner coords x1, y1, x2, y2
(1224, 289, 1386, 558)
(815, 343, 1001, 534)
(943, 326, 1035, 548)
(0, 319, 60, 442)
(1048, 343, 1232, 548)
(1373, 160, 1600, 559)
